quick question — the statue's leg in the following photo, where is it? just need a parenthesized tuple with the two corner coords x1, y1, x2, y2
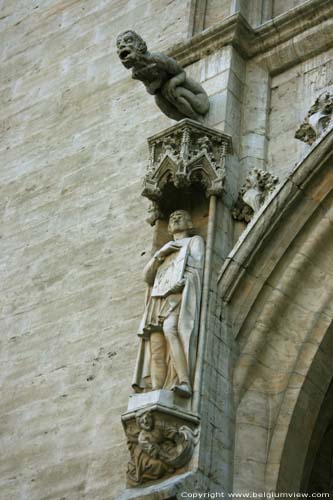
(154, 93, 185, 121)
(161, 84, 200, 121)
(163, 313, 190, 387)
(150, 331, 167, 390)
(183, 77, 210, 115)
(174, 87, 209, 118)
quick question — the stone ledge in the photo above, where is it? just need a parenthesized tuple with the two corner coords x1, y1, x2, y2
(167, 0, 333, 75)
(127, 390, 189, 413)
(122, 402, 200, 425)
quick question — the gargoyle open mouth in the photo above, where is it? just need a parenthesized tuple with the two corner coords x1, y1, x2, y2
(119, 49, 131, 60)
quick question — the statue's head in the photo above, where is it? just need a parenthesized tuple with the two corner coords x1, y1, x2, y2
(116, 30, 147, 68)
(136, 411, 154, 431)
(168, 210, 194, 235)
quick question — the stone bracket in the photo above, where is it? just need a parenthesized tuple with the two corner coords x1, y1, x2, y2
(122, 400, 200, 489)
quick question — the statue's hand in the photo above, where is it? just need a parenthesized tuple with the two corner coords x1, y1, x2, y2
(168, 83, 176, 99)
(168, 278, 186, 294)
(148, 444, 160, 458)
(164, 79, 177, 100)
(155, 241, 181, 259)
(163, 72, 186, 101)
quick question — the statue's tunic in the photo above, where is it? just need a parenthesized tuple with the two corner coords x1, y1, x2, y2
(132, 235, 205, 392)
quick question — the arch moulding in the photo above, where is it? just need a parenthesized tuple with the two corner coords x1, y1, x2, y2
(218, 127, 333, 492)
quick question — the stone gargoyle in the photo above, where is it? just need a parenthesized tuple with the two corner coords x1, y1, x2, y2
(116, 30, 210, 122)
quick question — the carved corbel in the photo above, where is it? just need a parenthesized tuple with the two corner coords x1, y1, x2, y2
(122, 407, 199, 487)
(232, 168, 279, 222)
(295, 92, 333, 145)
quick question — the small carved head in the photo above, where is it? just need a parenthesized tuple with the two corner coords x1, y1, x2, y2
(168, 210, 194, 235)
(309, 92, 333, 116)
(116, 30, 147, 68)
(197, 136, 210, 153)
(136, 411, 154, 431)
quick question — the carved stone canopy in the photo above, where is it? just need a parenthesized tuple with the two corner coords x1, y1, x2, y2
(142, 119, 233, 217)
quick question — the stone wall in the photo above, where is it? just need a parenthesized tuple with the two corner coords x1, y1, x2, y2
(273, 0, 307, 17)
(196, 0, 310, 31)
(203, 0, 233, 29)
(0, 1, 192, 499)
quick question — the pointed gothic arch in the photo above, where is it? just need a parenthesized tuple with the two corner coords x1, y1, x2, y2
(218, 127, 333, 492)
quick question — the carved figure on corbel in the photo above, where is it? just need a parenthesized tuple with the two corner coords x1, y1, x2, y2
(295, 92, 333, 145)
(124, 410, 199, 487)
(232, 168, 279, 223)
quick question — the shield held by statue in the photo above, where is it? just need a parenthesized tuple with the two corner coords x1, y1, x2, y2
(151, 239, 190, 298)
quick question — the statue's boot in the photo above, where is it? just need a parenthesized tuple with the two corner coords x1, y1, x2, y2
(172, 382, 192, 399)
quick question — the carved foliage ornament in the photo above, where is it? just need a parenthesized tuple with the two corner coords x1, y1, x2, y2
(232, 168, 279, 222)
(124, 410, 199, 487)
(295, 92, 333, 145)
(142, 119, 233, 224)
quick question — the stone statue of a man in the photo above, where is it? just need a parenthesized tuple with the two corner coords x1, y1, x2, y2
(132, 210, 205, 398)
(116, 30, 210, 121)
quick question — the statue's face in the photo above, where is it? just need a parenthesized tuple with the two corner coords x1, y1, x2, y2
(169, 211, 191, 234)
(139, 413, 154, 431)
(116, 31, 142, 68)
